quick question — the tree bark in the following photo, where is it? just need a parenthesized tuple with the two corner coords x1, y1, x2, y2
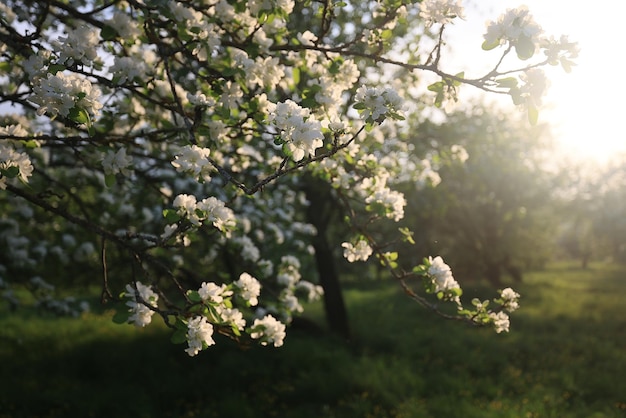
(304, 178, 351, 340)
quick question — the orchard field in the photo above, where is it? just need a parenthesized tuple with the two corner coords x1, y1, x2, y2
(1, 261, 625, 418)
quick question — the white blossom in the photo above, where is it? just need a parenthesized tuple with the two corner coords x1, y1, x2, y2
(52, 25, 100, 66)
(354, 86, 404, 123)
(250, 314, 286, 347)
(232, 235, 261, 262)
(198, 196, 236, 233)
(198, 282, 232, 304)
(427, 256, 460, 292)
(171, 145, 214, 182)
(519, 68, 549, 108)
(234, 272, 261, 306)
(220, 307, 246, 330)
(109, 56, 147, 85)
(296, 281, 324, 301)
(419, 0, 465, 27)
(101, 147, 133, 177)
(500, 287, 520, 312)
(31, 73, 102, 119)
(106, 11, 142, 39)
(483, 6, 543, 59)
(489, 311, 511, 333)
(342, 240, 373, 263)
(0, 141, 33, 189)
(185, 316, 215, 356)
(125, 282, 158, 327)
(269, 100, 324, 162)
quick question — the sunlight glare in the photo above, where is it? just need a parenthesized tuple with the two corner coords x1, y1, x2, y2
(447, 0, 626, 163)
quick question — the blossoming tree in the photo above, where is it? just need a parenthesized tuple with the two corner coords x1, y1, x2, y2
(0, 0, 576, 355)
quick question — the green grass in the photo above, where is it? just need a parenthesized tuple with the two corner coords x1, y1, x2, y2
(1, 261, 625, 418)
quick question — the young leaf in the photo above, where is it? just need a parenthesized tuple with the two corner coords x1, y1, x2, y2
(101, 24, 118, 40)
(104, 174, 116, 188)
(112, 310, 130, 324)
(171, 328, 188, 344)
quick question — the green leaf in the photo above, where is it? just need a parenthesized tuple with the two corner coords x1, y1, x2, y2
(481, 39, 499, 51)
(48, 64, 66, 75)
(68, 107, 90, 125)
(496, 77, 518, 89)
(453, 72, 464, 86)
(0, 61, 11, 73)
(1, 166, 20, 178)
(560, 57, 575, 73)
(282, 143, 293, 158)
(427, 81, 443, 93)
(231, 325, 241, 337)
(170, 328, 187, 344)
(527, 105, 539, 125)
(112, 310, 129, 324)
(449, 287, 463, 297)
(515, 35, 535, 60)
(104, 174, 116, 188)
(399, 227, 415, 245)
(187, 291, 203, 303)
(22, 140, 40, 149)
(162, 209, 181, 223)
(101, 25, 118, 40)
(292, 67, 300, 85)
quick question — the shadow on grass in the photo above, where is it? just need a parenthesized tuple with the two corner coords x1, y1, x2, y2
(2, 263, 626, 418)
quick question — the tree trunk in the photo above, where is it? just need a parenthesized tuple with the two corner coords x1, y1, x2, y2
(484, 261, 502, 287)
(304, 178, 351, 340)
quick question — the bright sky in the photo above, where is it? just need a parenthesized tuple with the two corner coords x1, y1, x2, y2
(443, 0, 626, 163)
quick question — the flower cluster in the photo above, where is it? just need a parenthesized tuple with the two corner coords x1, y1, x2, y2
(172, 194, 236, 234)
(248, 0, 294, 16)
(250, 314, 286, 347)
(171, 145, 214, 183)
(52, 25, 100, 66)
(419, 0, 465, 27)
(0, 137, 33, 189)
(354, 86, 404, 125)
(483, 6, 543, 60)
(30, 73, 102, 120)
(268, 100, 324, 162)
(109, 56, 148, 85)
(185, 316, 216, 356)
(426, 256, 460, 295)
(365, 185, 407, 222)
(124, 282, 159, 327)
(499, 287, 521, 313)
(234, 272, 262, 306)
(342, 240, 373, 263)
(101, 147, 133, 177)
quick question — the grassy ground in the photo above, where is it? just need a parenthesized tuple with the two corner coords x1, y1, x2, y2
(1, 261, 625, 418)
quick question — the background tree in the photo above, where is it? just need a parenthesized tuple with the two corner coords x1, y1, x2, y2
(396, 105, 560, 286)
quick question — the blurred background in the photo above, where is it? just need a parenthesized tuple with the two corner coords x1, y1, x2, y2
(1, 1, 625, 417)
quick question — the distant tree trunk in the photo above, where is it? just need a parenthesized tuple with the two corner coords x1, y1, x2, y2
(503, 255, 523, 282)
(581, 253, 590, 269)
(506, 265, 523, 282)
(304, 178, 351, 340)
(484, 261, 502, 287)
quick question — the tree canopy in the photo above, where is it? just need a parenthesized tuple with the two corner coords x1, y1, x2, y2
(0, 0, 576, 355)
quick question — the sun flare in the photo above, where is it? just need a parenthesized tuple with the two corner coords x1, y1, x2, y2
(450, 0, 626, 163)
